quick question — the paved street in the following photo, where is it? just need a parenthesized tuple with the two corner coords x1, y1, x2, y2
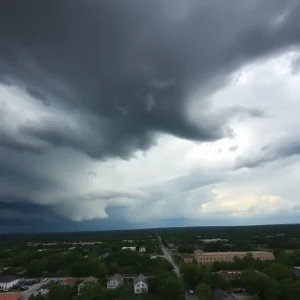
(158, 235, 181, 278)
(157, 235, 198, 300)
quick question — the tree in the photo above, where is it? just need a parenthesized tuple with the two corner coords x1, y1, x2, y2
(290, 281, 300, 300)
(264, 263, 291, 281)
(180, 263, 200, 288)
(48, 285, 73, 300)
(157, 277, 183, 300)
(196, 283, 211, 300)
(264, 279, 280, 300)
(27, 259, 47, 277)
(241, 271, 264, 294)
(252, 295, 260, 300)
(108, 262, 119, 274)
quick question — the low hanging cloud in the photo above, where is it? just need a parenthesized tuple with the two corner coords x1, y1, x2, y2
(1, 0, 300, 231)
(235, 135, 300, 169)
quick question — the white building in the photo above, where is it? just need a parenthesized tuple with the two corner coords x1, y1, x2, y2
(122, 246, 136, 251)
(107, 274, 123, 289)
(0, 275, 19, 291)
(134, 274, 148, 294)
(139, 246, 146, 253)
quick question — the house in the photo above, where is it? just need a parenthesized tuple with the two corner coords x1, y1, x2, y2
(134, 274, 148, 294)
(0, 275, 18, 291)
(107, 274, 123, 289)
(39, 284, 50, 295)
(139, 247, 146, 253)
(59, 278, 77, 286)
(78, 276, 98, 295)
(122, 247, 136, 251)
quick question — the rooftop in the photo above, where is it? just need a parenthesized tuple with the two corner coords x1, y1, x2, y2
(0, 275, 18, 283)
(134, 274, 147, 285)
(80, 276, 98, 285)
(59, 278, 77, 286)
(108, 274, 123, 283)
(181, 254, 194, 258)
(195, 251, 273, 255)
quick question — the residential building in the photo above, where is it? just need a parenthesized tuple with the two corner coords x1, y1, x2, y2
(181, 254, 194, 263)
(134, 274, 148, 294)
(122, 247, 136, 251)
(0, 275, 18, 291)
(292, 266, 300, 277)
(107, 274, 123, 289)
(139, 247, 146, 253)
(78, 276, 98, 295)
(194, 250, 274, 265)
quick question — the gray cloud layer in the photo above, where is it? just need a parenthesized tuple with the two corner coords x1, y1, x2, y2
(1, 0, 300, 232)
(1, 0, 298, 159)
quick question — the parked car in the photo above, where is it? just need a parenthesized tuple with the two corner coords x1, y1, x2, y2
(42, 278, 48, 282)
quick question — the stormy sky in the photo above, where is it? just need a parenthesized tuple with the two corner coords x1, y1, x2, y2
(1, 0, 300, 233)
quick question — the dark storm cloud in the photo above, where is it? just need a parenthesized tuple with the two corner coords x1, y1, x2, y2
(1, 0, 297, 159)
(1, 0, 300, 232)
(0, 200, 136, 233)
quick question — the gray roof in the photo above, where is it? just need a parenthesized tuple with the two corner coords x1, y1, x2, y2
(108, 274, 123, 283)
(209, 289, 238, 300)
(134, 274, 147, 285)
(79, 276, 98, 286)
(0, 275, 18, 283)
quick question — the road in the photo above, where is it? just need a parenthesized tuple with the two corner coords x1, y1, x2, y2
(157, 235, 181, 279)
(157, 235, 199, 300)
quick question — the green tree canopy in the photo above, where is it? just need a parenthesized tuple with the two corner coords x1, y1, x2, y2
(196, 283, 211, 300)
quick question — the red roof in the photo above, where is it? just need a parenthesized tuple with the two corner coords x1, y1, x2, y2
(59, 278, 77, 286)
(0, 294, 22, 300)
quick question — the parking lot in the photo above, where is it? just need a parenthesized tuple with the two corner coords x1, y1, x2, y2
(3, 279, 50, 300)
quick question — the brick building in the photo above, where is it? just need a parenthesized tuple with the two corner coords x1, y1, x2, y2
(194, 250, 274, 265)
